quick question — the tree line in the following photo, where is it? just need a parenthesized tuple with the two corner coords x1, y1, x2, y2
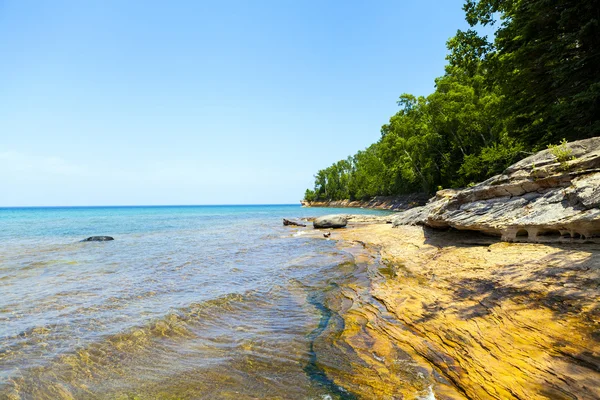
(305, 0, 599, 202)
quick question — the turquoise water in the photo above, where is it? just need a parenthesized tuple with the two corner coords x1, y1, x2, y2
(0, 205, 392, 399)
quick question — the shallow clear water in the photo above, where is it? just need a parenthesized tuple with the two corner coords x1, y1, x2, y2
(0, 205, 393, 399)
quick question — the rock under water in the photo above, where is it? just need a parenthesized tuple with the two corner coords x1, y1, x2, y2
(82, 236, 114, 242)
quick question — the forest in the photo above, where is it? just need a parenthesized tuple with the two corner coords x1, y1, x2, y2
(304, 0, 599, 202)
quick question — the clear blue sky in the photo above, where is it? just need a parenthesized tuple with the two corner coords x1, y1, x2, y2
(1, 0, 475, 206)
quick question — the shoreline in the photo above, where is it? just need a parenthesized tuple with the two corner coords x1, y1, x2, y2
(301, 219, 600, 399)
(301, 194, 429, 212)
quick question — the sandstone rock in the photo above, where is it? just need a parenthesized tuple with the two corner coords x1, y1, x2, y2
(82, 236, 114, 242)
(393, 137, 600, 242)
(334, 223, 600, 399)
(313, 215, 348, 229)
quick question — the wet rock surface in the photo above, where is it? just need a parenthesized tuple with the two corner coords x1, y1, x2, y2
(393, 137, 600, 242)
(330, 224, 600, 399)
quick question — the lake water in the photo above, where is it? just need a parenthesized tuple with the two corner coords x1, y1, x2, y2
(0, 205, 409, 399)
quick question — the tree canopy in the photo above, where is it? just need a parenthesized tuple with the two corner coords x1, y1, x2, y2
(305, 0, 599, 202)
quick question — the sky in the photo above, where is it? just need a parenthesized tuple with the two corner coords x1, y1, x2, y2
(0, 0, 478, 206)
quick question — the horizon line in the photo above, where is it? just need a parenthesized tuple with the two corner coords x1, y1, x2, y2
(0, 203, 303, 209)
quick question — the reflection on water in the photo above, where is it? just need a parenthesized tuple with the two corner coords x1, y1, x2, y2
(0, 206, 441, 399)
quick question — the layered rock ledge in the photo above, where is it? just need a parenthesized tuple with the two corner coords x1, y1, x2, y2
(393, 137, 600, 243)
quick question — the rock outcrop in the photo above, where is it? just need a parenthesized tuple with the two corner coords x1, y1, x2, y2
(313, 215, 348, 229)
(283, 218, 306, 227)
(82, 236, 114, 242)
(393, 137, 600, 242)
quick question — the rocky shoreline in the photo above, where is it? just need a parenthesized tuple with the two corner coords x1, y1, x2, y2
(305, 137, 600, 244)
(288, 220, 600, 399)
(301, 193, 429, 211)
(290, 138, 600, 398)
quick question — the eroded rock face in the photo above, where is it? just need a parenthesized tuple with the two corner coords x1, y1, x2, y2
(313, 214, 348, 229)
(393, 137, 600, 242)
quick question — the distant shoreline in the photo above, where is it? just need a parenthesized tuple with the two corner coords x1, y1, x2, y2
(301, 193, 429, 212)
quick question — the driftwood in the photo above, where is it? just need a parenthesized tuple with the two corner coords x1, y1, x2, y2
(283, 218, 306, 227)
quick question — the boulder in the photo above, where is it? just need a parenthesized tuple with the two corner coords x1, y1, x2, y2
(393, 137, 600, 242)
(313, 214, 348, 229)
(82, 236, 114, 242)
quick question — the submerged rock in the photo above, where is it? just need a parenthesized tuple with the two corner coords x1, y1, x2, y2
(313, 215, 348, 229)
(82, 236, 114, 242)
(393, 137, 600, 242)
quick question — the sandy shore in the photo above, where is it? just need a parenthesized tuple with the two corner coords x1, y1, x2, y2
(307, 220, 600, 399)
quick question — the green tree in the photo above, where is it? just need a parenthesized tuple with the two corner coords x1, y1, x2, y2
(304, 0, 599, 202)
(464, 0, 600, 146)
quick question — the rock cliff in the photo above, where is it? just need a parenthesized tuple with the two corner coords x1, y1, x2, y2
(393, 137, 600, 242)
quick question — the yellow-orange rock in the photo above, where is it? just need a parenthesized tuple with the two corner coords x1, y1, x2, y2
(319, 223, 600, 399)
